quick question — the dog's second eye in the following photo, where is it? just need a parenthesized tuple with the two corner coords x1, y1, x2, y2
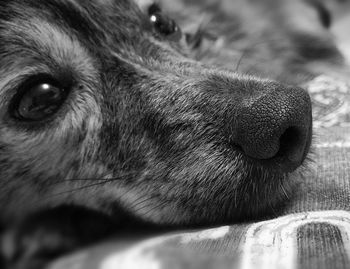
(149, 6, 182, 41)
(13, 82, 67, 121)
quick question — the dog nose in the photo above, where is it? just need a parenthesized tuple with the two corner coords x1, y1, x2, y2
(233, 85, 312, 170)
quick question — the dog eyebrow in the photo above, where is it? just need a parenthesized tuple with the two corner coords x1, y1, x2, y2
(0, 18, 96, 91)
(15, 18, 92, 66)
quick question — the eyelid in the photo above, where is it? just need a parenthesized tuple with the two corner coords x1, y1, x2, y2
(148, 3, 161, 15)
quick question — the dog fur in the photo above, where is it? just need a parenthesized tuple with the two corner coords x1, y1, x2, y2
(0, 0, 346, 268)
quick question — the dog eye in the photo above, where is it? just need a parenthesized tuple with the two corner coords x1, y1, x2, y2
(148, 5, 182, 41)
(317, 4, 332, 28)
(12, 79, 68, 121)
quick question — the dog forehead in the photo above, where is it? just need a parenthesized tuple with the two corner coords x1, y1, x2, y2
(0, 0, 148, 32)
(1, 0, 145, 11)
(0, 0, 158, 60)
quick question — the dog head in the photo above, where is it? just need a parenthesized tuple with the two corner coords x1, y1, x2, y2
(0, 0, 315, 226)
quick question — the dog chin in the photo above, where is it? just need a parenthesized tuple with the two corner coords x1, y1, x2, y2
(214, 168, 299, 223)
(137, 172, 297, 227)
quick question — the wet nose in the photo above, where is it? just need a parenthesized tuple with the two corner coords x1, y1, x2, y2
(233, 85, 312, 170)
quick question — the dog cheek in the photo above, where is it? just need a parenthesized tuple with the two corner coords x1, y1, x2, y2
(0, 93, 111, 219)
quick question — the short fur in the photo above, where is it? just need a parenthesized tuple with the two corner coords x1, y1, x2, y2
(0, 0, 346, 268)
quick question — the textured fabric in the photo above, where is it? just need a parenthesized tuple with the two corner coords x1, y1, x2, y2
(297, 223, 348, 269)
(49, 75, 350, 269)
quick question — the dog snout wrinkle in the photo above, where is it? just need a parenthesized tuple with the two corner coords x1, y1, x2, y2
(233, 86, 312, 169)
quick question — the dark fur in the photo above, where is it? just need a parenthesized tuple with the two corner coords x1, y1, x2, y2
(0, 0, 346, 268)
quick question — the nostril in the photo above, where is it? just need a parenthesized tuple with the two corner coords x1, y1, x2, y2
(278, 126, 307, 165)
(231, 84, 312, 167)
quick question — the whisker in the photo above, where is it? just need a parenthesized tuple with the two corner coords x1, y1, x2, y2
(48, 171, 139, 186)
(280, 182, 290, 200)
(135, 199, 170, 220)
(35, 172, 139, 206)
(43, 180, 115, 199)
(235, 47, 249, 72)
(128, 195, 156, 213)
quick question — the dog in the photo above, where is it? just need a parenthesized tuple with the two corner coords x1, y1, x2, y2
(1, 0, 347, 268)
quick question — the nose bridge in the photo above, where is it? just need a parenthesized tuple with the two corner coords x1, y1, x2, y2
(146, 74, 275, 127)
(134, 61, 312, 170)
